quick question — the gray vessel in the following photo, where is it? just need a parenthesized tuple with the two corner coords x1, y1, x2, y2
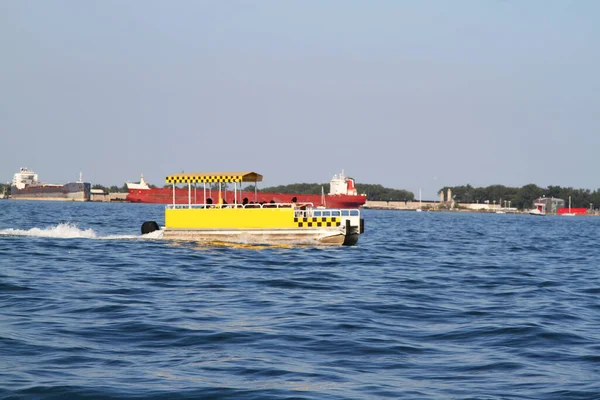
(11, 167, 91, 201)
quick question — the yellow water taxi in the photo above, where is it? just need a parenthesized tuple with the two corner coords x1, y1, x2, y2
(141, 172, 364, 246)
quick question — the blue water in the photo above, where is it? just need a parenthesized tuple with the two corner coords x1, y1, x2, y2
(1, 201, 599, 399)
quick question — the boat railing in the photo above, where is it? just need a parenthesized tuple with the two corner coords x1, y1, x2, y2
(294, 208, 360, 219)
(167, 202, 298, 210)
(166, 203, 361, 218)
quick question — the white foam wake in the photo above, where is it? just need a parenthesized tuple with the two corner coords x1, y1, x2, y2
(0, 223, 98, 239)
(98, 229, 164, 241)
(0, 223, 165, 241)
(141, 230, 164, 240)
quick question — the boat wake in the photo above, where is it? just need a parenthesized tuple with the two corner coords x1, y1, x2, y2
(0, 223, 97, 239)
(0, 223, 163, 241)
(0, 223, 326, 247)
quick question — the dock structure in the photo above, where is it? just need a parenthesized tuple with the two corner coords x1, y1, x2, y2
(364, 200, 433, 210)
(90, 189, 108, 202)
(90, 189, 128, 202)
(109, 193, 128, 202)
(363, 200, 505, 212)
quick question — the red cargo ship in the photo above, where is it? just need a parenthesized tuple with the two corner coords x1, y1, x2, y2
(126, 170, 367, 208)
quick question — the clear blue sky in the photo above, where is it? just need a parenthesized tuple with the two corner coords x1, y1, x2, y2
(1, 1, 598, 200)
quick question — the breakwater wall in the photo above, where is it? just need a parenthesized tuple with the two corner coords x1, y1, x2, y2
(364, 200, 502, 211)
(90, 192, 129, 202)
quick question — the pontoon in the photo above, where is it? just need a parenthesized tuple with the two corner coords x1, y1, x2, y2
(141, 172, 364, 246)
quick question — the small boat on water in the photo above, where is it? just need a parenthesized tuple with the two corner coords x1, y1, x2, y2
(529, 202, 546, 216)
(141, 172, 364, 246)
(416, 189, 423, 212)
(561, 196, 576, 217)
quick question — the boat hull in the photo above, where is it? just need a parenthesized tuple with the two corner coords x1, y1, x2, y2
(155, 204, 362, 246)
(10, 182, 91, 201)
(127, 188, 366, 208)
(162, 228, 347, 246)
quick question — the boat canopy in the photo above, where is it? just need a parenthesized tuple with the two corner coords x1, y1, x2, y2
(165, 172, 263, 184)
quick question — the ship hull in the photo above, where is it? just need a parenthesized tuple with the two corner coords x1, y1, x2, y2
(127, 188, 366, 208)
(11, 182, 91, 201)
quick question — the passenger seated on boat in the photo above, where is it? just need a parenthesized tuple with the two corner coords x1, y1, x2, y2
(291, 197, 303, 216)
(243, 197, 249, 206)
(206, 198, 213, 208)
(290, 197, 308, 210)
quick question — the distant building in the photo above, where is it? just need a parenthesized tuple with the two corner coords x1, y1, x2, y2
(533, 197, 565, 214)
(90, 188, 109, 202)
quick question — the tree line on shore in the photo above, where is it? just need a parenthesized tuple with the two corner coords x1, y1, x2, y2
(441, 184, 600, 210)
(244, 183, 600, 208)
(92, 184, 130, 193)
(241, 183, 415, 202)
(2, 181, 598, 209)
(89, 182, 416, 201)
(0, 181, 414, 201)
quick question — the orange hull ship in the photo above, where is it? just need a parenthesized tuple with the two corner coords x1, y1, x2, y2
(127, 171, 366, 208)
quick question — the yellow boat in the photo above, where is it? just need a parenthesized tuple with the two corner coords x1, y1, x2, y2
(141, 172, 364, 246)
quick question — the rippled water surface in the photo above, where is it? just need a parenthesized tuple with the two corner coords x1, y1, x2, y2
(1, 201, 599, 399)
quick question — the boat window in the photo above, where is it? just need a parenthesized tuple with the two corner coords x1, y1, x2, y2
(340, 209, 360, 217)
